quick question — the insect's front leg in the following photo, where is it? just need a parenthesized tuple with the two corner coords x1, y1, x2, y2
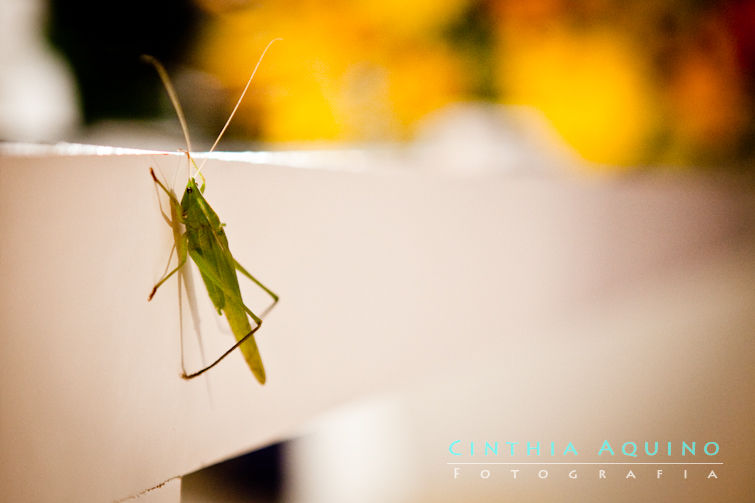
(151, 178, 172, 226)
(150, 167, 183, 207)
(150, 167, 189, 227)
(148, 233, 189, 301)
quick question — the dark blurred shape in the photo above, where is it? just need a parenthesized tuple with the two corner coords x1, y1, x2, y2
(444, 1, 497, 100)
(46, 0, 200, 123)
(182, 443, 284, 502)
(724, 0, 755, 161)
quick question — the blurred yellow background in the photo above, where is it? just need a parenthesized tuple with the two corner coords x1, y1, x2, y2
(190, 0, 755, 168)
(4, 0, 754, 170)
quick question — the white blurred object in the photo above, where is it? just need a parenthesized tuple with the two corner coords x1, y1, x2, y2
(412, 103, 581, 175)
(284, 397, 418, 503)
(0, 0, 79, 141)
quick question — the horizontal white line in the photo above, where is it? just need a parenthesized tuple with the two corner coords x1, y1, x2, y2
(447, 462, 724, 465)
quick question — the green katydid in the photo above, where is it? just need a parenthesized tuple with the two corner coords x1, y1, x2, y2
(145, 40, 280, 384)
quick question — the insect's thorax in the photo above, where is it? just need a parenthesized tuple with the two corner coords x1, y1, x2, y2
(180, 178, 227, 248)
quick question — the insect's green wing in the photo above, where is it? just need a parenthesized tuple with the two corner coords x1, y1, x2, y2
(181, 178, 266, 384)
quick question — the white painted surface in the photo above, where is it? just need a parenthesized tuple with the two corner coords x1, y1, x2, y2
(0, 145, 752, 501)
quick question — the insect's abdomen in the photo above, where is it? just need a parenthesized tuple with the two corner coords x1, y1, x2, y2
(224, 301, 266, 384)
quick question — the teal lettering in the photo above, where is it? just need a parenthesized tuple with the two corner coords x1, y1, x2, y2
(597, 440, 615, 456)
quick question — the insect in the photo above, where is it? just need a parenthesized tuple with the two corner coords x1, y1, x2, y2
(145, 40, 280, 384)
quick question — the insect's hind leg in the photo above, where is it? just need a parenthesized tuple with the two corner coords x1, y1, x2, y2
(190, 252, 267, 325)
(234, 258, 280, 304)
(181, 323, 262, 379)
(181, 253, 269, 379)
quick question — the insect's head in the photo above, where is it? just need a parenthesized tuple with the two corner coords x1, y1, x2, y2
(180, 176, 201, 212)
(186, 177, 199, 193)
(188, 172, 206, 193)
(181, 151, 206, 194)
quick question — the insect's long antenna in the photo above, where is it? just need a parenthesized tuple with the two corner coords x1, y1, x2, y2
(196, 37, 282, 176)
(141, 55, 193, 155)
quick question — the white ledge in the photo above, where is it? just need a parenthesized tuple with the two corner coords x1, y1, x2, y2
(1, 144, 753, 501)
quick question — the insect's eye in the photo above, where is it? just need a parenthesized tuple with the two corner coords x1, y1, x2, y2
(187, 186, 193, 193)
